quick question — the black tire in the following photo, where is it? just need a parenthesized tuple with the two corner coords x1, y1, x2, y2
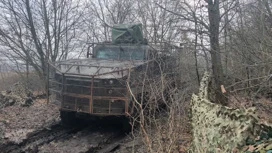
(121, 117, 132, 133)
(60, 111, 77, 126)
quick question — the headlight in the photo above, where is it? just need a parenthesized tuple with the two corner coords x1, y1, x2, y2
(109, 80, 114, 84)
(108, 89, 113, 94)
(104, 79, 114, 85)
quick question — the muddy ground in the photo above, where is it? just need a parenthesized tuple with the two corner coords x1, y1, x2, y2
(0, 97, 147, 153)
(0, 99, 59, 145)
(0, 82, 190, 153)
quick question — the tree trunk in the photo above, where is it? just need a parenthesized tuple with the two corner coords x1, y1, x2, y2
(206, 0, 228, 105)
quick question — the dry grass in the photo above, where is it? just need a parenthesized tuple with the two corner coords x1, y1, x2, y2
(228, 95, 272, 124)
(0, 72, 44, 92)
(128, 74, 194, 153)
(0, 72, 20, 91)
(147, 113, 192, 153)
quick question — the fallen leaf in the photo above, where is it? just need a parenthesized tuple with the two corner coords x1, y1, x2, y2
(248, 145, 255, 152)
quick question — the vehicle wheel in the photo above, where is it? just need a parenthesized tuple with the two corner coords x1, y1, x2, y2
(60, 111, 77, 126)
(121, 117, 132, 133)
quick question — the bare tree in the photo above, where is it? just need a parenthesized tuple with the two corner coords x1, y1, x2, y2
(223, 0, 272, 96)
(0, 0, 84, 87)
(205, 0, 227, 104)
(85, 0, 135, 42)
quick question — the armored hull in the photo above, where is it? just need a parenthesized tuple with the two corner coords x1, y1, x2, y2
(50, 58, 147, 116)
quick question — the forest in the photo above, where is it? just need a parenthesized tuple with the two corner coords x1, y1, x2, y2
(0, 0, 272, 153)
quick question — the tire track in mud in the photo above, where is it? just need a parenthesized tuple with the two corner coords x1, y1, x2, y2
(91, 132, 127, 153)
(0, 123, 81, 153)
(0, 122, 127, 153)
(38, 125, 127, 153)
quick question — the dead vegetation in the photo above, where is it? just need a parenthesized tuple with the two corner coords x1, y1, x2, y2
(125, 51, 196, 153)
(228, 95, 272, 124)
(0, 72, 59, 145)
(1, 0, 272, 152)
(0, 99, 59, 144)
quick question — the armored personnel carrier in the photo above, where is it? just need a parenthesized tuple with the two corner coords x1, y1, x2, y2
(49, 24, 175, 126)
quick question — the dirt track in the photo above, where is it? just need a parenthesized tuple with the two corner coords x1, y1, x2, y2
(0, 122, 126, 153)
(0, 99, 128, 153)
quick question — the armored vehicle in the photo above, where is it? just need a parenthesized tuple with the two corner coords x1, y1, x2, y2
(49, 24, 175, 126)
